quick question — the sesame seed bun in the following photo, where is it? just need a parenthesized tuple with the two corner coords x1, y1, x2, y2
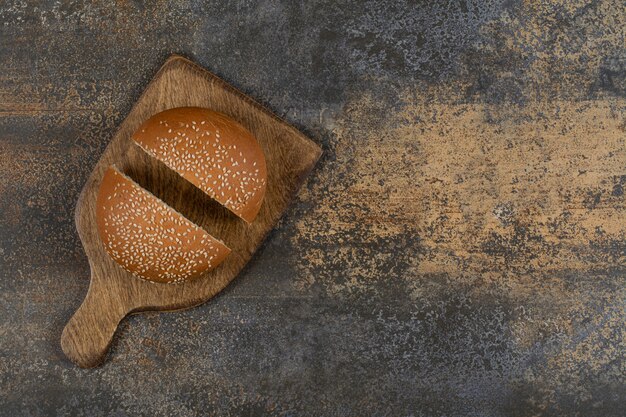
(96, 167, 231, 284)
(132, 107, 267, 223)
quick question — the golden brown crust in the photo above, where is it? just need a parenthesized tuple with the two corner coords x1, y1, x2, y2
(132, 107, 267, 223)
(96, 167, 231, 284)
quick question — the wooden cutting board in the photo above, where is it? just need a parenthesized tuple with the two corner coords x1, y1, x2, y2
(61, 55, 322, 368)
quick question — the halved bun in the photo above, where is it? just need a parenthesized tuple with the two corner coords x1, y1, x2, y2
(132, 107, 267, 223)
(96, 167, 231, 284)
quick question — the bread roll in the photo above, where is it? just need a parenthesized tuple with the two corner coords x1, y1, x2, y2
(96, 167, 231, 284)
(132, 107, 267, 223)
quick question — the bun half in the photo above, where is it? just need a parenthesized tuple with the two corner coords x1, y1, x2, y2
(96, 167, 231, 284)
(132, 107, 267, 223)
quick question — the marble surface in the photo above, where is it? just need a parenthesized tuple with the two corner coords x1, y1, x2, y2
(0, 1, 624, 415)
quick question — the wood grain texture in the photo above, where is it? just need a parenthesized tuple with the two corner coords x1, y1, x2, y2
(60, 55, 321, 368)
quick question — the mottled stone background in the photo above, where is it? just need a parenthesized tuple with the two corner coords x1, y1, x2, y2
(0, 1, 624, 416)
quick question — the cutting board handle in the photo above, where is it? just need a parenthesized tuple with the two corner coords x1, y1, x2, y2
(61, 279, 132, 368)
